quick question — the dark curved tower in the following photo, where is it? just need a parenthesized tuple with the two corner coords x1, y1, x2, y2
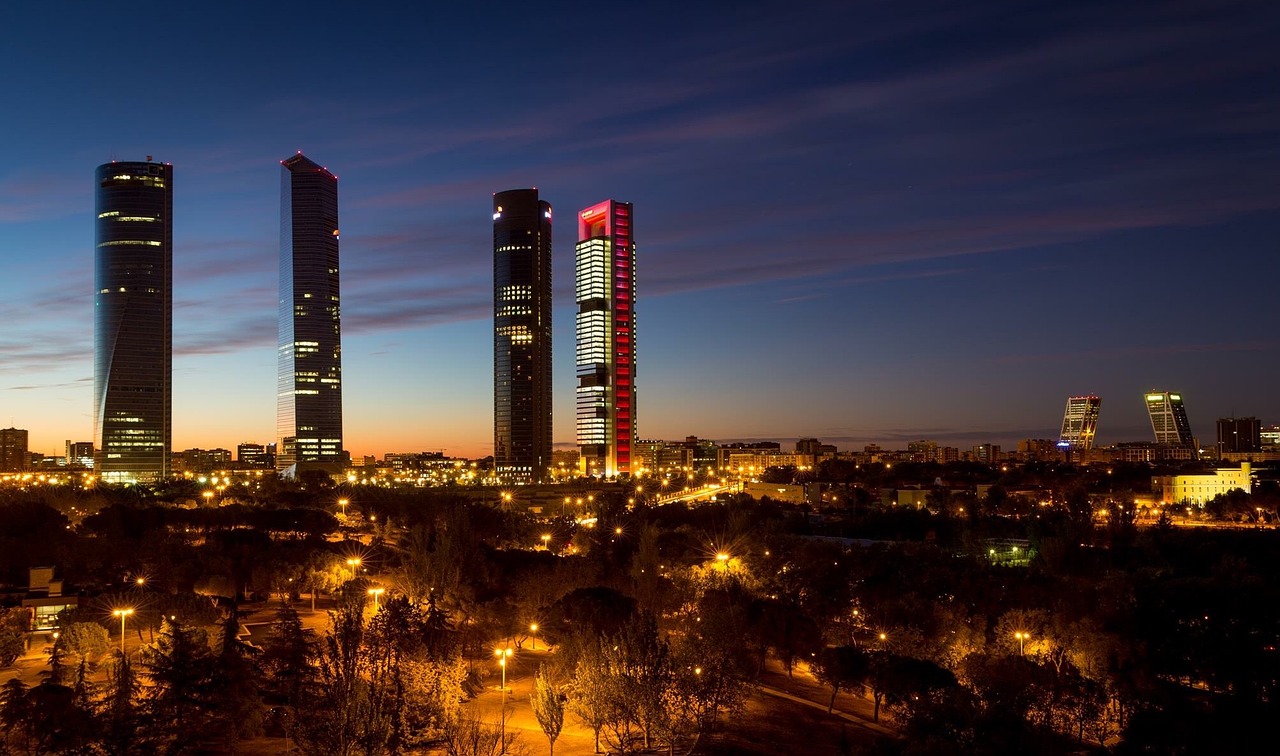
(493, 189, 552, 483)
(94, 160, 172, 483)
(277, 153, 343, 474)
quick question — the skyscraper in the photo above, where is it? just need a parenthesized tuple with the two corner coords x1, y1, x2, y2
(95, 160, 172, 483)
(493, 189, 553, 482)
(1059, 395, 1102, 451)
(575, 200, 636, 477)
(277, 153, 343, 474)
(1145, 391, 1194, 447)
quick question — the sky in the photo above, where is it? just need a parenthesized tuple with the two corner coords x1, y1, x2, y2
(0, 0, 1277, 459)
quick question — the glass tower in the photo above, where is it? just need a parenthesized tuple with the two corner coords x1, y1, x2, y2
(575, 200, 636, 478)
(277, 153, 343, 473)
(94, 160, 172, 483)
(1145, 391, 1194, 448)
(493, 189, 553, 483)
(1059, 395, 1101, 451)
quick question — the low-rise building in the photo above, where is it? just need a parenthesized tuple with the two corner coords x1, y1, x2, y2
(1153, 462, 1252, 505)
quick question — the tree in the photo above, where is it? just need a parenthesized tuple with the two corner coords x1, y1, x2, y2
(811, 645, 869, 713)
(141, 617, 216, 752)
(529, 666, 564, 756)
(0, 606, 28, 667)
(568, 639, 612, 754)
(98, 652, 141, 756)
(207, 613, 264, 745)
(56, 621, 111, 668)
(261, 600, 312, 708)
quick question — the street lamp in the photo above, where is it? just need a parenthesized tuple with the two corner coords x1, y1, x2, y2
(112, 608, 134, 655)
(1015, 631, 1028, 657)
(495, 646, 514, 751)
(529, 623, 539, 650)
(367, 587, 385, 611)
(338, 498, 349, 518)
(202, 490, 214, 506)
(541, 534, 551, 550)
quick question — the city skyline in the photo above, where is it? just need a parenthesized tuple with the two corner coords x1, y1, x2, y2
(1, 1, 1277, 459)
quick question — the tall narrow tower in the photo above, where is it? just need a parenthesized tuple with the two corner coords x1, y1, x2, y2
(1145, 391, 1194, 448)
(95, 160, 172, 483)
(575, 200, 636, 477)
(1059, 395, 1102, 451)
(277, 153, 343, 474)
(493, 189, 553, 483)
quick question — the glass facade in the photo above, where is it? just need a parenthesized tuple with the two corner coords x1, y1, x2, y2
(278, 154, 343, 473)
(1145, 391, 1195, 448)
(1059, 395, 1101, 450)
(94, 161, 172, 483)
(575, 200, 636, 477)
(493, 189, 553, 483)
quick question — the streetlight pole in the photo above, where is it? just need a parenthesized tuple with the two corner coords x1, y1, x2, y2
(368, 587, 384, 612)
(494, 647, 513, 753)
(113, 608, 134, 656)
(530, 623, 538, 650)
(1015, 631, 1027, 657)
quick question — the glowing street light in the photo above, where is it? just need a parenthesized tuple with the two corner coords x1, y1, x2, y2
(202, 490, 214, 505)
(530, 623, 539, 650)
(338, 498, 349, 518)
(1015, 631, 1028, 657)
(495, 646, 514, 752)
(541, 533, 551, 550)
(367, 587, 385, 611)
(112, 608, 134, 655)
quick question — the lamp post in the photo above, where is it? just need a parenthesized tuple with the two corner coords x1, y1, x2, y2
(540, 534, 551, 550)
(338, 498, 349, 519)
(1015, 631, 1027, 657)
(112, 608, 134, 655)
(495, 647, 513, 752)
(367, 587, 385, 612)
(529, 623, 539, 650)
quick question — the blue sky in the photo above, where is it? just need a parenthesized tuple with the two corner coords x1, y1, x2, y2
(1, 0, 1276, 458)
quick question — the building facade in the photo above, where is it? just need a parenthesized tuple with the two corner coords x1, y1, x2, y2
(1145, 391, 1194, 448)
(1060, 395, 1102, 450)
(1154, 463, 1252, 505)
(277, 153, 344, 474)
(493, 189, 553, 482)
(1217, 417, 1261, 455)
(575, 200, 636, 477)
(0, 428, 29, 473)
(94, 160, 172, 482)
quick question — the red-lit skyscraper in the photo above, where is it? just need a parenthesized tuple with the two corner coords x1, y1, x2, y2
(575, 200, 636, 477)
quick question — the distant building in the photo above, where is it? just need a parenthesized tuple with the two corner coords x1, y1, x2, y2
(1, 427, 29, 472)
(95, 159, 172, 483)
(1060, 395, 1102, 451)
(907, 440, 938, 462)
(1154, 462, 1252, 505)
(1018, 439, 1058, 461)
(65, 441, 94, 469)
(1217, 417, 1261, 455)
(173, 448, 232, 474)
(634, 440, 664, 471)
(970, 444, 1002, 465)
(277, 153, 344, 475)
(236, 442, 271, 468)
(1262, 425, 1280, 449)
(1145, 391, 1195, 448)
(493, 189, 553, 483)
(575, 199, 637, 478)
